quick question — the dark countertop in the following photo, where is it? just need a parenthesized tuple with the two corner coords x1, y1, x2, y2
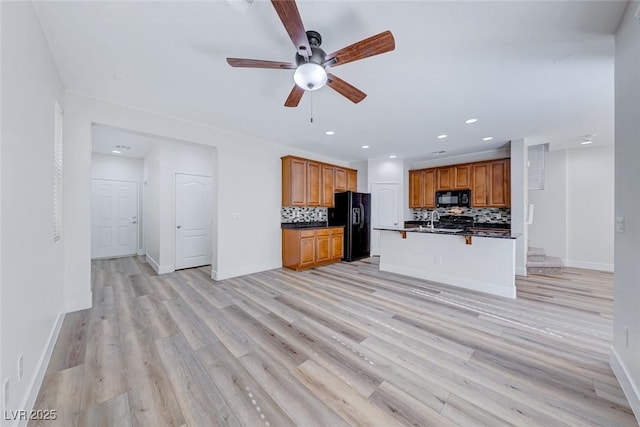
(376, 226, 520, 239)
(404, 220, 510, 230)
(281, 222, 344, 230)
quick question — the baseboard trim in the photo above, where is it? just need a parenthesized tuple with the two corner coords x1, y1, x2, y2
(137, 249, 144, 256)
(145, 255, 174, 274)
(565, 259, 614, 272)
(515, 266, 527, 277)
(610, 346, 640, 421)
(17, 312, 64, 427)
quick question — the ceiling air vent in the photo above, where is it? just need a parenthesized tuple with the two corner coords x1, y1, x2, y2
(222, 0, 253, 14)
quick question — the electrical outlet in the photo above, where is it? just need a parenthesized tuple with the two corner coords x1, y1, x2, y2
(496, 213, 502, 219)
(616, 217, 625, 233)
(18, 354, 23, 382)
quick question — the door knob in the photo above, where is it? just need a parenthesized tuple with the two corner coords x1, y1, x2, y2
(132, 221, 137, 224)
(176, 225, 182, 229)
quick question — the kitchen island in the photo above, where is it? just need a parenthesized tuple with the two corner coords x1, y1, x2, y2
(375, 227, 519, 298)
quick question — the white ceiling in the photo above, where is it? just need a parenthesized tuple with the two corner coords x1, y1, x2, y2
(34, 0, 627, 162)
(92, 124, 155, 159)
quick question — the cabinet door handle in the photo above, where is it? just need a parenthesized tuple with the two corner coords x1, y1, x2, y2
(176, 225, 182, 229)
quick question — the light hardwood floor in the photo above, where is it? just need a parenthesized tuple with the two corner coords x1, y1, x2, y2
(30, 257, 637, 426)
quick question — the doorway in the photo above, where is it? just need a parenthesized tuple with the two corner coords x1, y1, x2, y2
(91, 179, 138, 258)
(175, 173, 213, 269)
(370, 182, 400, 256)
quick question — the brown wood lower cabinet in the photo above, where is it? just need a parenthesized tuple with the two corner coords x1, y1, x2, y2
(282, 227, 344, 271)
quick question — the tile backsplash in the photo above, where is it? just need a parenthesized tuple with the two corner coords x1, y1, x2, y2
(412, 207, 511, 224)
(281, 207, 328, 223)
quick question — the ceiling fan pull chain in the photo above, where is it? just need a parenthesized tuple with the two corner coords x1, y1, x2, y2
(310, 92, 314, 123)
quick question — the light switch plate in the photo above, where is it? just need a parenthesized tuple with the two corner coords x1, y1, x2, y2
(616, 217, 625, 233)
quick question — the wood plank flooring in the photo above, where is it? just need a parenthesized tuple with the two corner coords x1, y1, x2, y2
(29, 257, 637, 426)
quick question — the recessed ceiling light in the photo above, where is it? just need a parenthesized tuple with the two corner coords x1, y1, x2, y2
(362, 145, 370, 149)
(431, 150, 447, 155)
(112, 150, 121, 154)
(483, 136, 494, 141)
(437, 134, 448, 139)
(389, 155, 397, 159)
(325, 130, 335, 136)
(581, 140, 593, 145)
(465, 118, 478, 124)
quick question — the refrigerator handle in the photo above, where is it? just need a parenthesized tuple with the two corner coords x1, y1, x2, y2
(359, 203, 365, 230)
(352, 207, 361, 225)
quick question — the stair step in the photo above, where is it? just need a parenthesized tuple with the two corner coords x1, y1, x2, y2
(527, 256, 563, 276)
(528, 247, 546, 257)
(527, 254, 546, 262)
(527, 256, 563, 268)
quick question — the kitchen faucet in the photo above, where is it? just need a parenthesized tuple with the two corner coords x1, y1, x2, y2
(430, 210, 440, 230)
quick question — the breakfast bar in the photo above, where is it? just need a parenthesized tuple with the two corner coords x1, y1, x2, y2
(375, 227, 519, 299)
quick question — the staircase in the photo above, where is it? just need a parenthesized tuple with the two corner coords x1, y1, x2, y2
(527, 247, 563, 276)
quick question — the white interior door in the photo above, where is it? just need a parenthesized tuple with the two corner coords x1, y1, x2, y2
(91, 179, 138, 259)
(371, 182, 400, 256)
(175, 173, 212, 270)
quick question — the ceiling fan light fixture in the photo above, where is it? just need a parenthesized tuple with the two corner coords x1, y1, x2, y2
(294, 63, 327, 91)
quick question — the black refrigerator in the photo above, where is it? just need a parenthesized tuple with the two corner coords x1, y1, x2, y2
(328, 191, 371, 262)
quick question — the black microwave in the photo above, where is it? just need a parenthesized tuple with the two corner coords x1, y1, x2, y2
(436, 190, 471, 207)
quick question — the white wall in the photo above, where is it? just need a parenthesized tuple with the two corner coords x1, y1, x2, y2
(62, 92, 348, 310)
(528, 150, 568, 260)
(143, 145, 161, 269)
(91, 153, 144, 253)
(612, 0, 640, 419)
(510, 139, 528, 276)
(349, 160, 368, 193)
(142, 137, 216, 274)
(1, 3, 66, 425)
(528, 146, 615, 271)
(566, 146, 615, 270)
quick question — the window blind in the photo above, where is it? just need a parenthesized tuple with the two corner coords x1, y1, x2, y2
(528, 144, 547, 191)
(53, 102, 63, 242)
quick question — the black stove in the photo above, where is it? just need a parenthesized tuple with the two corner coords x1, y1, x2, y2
(437, 215, 474, 230)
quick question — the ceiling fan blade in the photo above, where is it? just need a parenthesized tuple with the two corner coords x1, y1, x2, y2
(285, 85, 304, 107)
(271, 0, 311, 58)
(324, 30, 395, 67)
(326, 73, 367, 104)
(227, 58, 295, 69)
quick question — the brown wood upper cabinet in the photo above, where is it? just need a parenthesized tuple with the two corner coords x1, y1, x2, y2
(410, 158, 510, 208)
(472, 162, 489, 207)
(436, 165, 471, 190)
(282, 157, 307, 206)
(471, 159, 510, 207)
(322, 164, 336, 207)
(282, 156, 358, 207)
(334, 167, 347, 192)
(306, 161, 322, 206)
(487, 159, 510, 207)
(347, 169, 358, 192)
(409, 169, 436, 208)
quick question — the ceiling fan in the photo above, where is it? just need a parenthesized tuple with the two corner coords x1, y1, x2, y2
(226, 0, 395, 107)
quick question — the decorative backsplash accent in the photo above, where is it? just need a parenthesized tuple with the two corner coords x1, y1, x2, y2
(412, 207, 511, 224)
(281, 207, 328, 223)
